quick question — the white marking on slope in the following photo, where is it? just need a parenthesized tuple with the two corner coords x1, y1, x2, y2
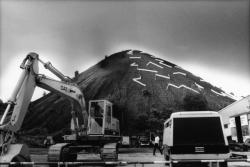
(129, 56, 141, 59)
(195, 82, 204, 90)
(200, 79, 207, 82)
(223, 92, 239, 100)
(211, 89, 238, 100)
(173, 72, 186, 76)
(155, 74, 170, 80)
(130, 62, 138, 67)
(211, 89, 226, 97)
(146, 61, 163, 69)
(137, 68, 158, 73)
(132, 76, 146, 87)
(166, 83, 199, 94)
(155, 59, 172, 68)
(127, 50, 133, 55)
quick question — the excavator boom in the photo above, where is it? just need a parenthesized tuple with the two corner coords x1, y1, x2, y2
(0, 53, 87, 133)
(0, 53, 88, 164)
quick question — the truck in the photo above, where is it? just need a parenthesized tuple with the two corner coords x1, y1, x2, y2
(163, 111, 229, 167)
(0, 53, 120, 166)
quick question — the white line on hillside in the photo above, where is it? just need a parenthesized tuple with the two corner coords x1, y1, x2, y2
(223, 92, 239, 100)
(200, 79, 207, 82)
(195, 83, 204, 90)
(129, 56, 141, 59)
(211, 89, 238, 100)
(173, 72, 186, 76)
(132, 76, 146, 87)
(155, 74, 170, 80)
(146, 61, 163, 69)
(137, 68, 158, 73)
(166, 83, 199, 94)
(211, 89, 224, 96)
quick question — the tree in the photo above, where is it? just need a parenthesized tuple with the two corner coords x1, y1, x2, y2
(135, 114, 149, 132)
(183, 93, 208, 111)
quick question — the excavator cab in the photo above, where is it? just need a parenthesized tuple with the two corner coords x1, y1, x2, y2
(88, 100, 119, 136)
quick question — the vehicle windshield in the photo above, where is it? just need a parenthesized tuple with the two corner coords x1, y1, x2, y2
(173, 117, 225, 145)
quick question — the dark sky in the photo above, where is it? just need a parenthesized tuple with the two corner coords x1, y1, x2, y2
(0, 0, 249, 101)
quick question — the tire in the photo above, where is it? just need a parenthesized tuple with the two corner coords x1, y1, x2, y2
(219, 162, 228, 167)
(163, 146, 169, 160)
(61, 147, 77, 162)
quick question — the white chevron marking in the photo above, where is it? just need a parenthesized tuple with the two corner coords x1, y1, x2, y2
(155, 59, 172, 68)
(146, 61, 163, 69)
(130, 62, 139, 67)
(132, 76, 146, 87)
(166, 83, 199, 94)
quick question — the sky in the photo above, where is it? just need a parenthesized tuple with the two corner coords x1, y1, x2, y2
(0, 0, 249, 102)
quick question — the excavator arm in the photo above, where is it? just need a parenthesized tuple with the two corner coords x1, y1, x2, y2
(0, 53, 88, 164)
(36, 74, 88, 132)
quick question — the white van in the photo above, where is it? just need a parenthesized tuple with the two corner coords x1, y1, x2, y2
(163, 111, 229, 166)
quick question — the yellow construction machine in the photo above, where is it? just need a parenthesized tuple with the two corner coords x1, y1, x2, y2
(0, 53, 120, 166)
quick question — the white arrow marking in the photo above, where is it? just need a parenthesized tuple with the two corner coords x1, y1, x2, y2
(132, 76, 146, 87)
(166, 83, 199, 94)
(146, 61, 163, 69)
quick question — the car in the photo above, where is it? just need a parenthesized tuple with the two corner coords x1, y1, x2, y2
(228, 140, 245, 151)
(139, 136, 151, 147)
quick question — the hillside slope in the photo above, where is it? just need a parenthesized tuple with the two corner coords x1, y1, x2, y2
(21, 50, 235, 136)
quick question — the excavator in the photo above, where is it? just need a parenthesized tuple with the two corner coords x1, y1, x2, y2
(0, 53, 120, 166)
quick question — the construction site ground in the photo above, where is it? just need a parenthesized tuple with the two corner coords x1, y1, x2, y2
(29, 147, 250, 167)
